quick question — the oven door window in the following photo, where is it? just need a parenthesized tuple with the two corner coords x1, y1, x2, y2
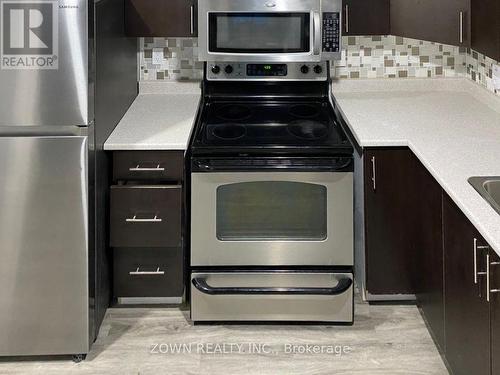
(216, 181, 327, 241)
(208, 13, 310, 54)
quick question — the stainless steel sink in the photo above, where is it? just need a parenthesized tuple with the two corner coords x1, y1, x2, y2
(469, 177, 500, 215)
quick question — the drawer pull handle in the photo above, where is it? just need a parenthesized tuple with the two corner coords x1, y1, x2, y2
(474, 238, 489, 284)
(192, 277, 352, 296)
(129, 267, 165, 276)
(126, 215, 163, 223)
(459, 11, 464, 44)
(190, 5, 194, 35)
(488, 260, 500, 301)
(345, 4, 349, 33)
(129, 164, 165, 172)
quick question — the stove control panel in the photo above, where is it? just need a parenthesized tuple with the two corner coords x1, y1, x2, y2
(206, 62, 328, 81)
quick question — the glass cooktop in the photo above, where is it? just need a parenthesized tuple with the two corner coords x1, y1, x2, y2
(192, 100, 352, 153)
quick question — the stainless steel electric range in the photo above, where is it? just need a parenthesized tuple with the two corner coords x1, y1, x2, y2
(188, 61, 354, 323)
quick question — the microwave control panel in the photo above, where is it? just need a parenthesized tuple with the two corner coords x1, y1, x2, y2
(322, 12, 340, 53)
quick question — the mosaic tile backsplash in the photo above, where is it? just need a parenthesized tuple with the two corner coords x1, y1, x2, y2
(139, 36, 499, 96)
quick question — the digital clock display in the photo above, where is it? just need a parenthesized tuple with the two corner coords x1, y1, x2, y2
(247, 64, 287, 77)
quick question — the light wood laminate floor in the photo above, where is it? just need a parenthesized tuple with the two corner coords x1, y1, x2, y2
(0, 297, 449, 375)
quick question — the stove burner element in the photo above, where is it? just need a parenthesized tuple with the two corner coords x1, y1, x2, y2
(216, 104, 252, 121)
(289, 104, 320, 118)
(287, 120, 329, 140)
(212, 124, 247, 140)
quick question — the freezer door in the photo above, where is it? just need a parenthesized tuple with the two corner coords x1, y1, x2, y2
(0, 136, 89, 356)
(0, 0, 88, 126)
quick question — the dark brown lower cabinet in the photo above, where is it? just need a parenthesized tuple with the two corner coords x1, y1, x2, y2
(412, 154, 444, 351)
(114, 248, 184, 298)
(110, 185, 182, 248)
(364, 148, 445, 346)
(443, 194, 490, 375)
(110, 151, 185, 301)
(491, 251, 500, 375)
(363, 146, 500, 374)
(364, 148, 416, 296)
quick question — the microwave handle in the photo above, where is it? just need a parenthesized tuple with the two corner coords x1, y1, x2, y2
(313, 12, 321, 55)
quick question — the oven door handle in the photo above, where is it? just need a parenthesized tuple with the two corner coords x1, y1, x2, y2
(192, 277, 352, 296)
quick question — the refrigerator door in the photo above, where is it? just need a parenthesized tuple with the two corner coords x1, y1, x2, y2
(0, 135, 89, 356)
(0, 0, 88, 126)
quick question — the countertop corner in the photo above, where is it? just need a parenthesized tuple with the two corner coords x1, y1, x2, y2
(104, 81, 201, 151)
(330, 77, 500, 256)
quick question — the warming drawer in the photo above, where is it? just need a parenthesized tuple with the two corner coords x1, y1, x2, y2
(190, 271, 353, 323)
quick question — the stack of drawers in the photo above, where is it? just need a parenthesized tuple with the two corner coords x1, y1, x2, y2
(110, 151, 184, 304)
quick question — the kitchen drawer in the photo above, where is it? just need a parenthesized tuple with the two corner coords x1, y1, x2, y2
(114, 248, 183, 298)
(113, 151, 183, 182)
(110, 185, 181, 247)
(190, 271, 353, 322)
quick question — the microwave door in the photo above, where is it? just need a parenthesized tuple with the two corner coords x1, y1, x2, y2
(205, 12, 316, 62)
(197, 0, 342, 62)
(198, 0, 322, 62)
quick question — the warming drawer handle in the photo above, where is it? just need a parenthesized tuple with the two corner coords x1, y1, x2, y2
(129, 164, 165, 172)
(126, 215, 163, 223)
(191, 277, 352, 296)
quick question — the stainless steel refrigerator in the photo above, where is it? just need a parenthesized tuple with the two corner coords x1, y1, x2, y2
(0, 0, 137, 358)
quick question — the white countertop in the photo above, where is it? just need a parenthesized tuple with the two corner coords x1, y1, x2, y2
(104, 81, 201, 151)
(331, 77, 500, 256)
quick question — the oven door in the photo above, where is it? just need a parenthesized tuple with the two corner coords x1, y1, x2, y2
(198, 0, 322, 62)
(191, 169, 353, 266)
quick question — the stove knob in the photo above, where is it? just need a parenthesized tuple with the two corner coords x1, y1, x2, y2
(300, 65, 309, 74)
(314, 65, 323, 74)
(211, 65, 220, 74)
(225, 65, 234, 74)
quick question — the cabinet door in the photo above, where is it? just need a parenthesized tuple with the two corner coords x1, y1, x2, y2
(125, 0, 196, 37)
(443, 194, 490, 375)
(343, 0, 390, 36)
(412, 155, 445, 351)
(364, 148, 416, 296)
(491, 251, 500, 375)
(391, 0, 470, 47)
(471, 0, 500, 61)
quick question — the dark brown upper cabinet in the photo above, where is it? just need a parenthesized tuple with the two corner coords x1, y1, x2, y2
(443, 194, 490, 375)
(342, 0, 390, 36)
(471, 0, 500, 61)
(390, 0, 471, 47)
(125, 0, 197, 37)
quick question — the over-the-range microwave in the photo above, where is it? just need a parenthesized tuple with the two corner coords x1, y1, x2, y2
(197, 0, 342, 62)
